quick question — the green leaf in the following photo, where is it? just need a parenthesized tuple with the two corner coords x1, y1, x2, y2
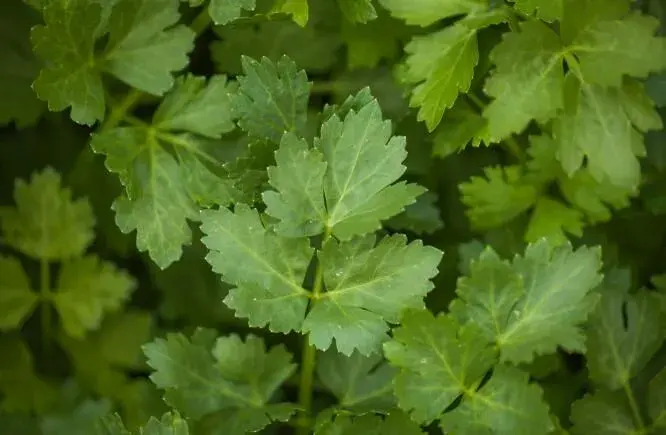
(450, 240, 603, 363)
(311, 306, 392, 360)
(457, 240, 485, 275)
(53, 255, 137, 338)
(95, 414, 132, 435)
(143, 330, 296, 431)
(524, 133, 564, 182)
(325, 72, 409, 121)
(197, 403, 297, 435)
(0, 167, 95, 261)
(559, 170, 635, 224)
(223, 139, 277, 205)
(554, 74, 642, 189)
(432, 101, 485, 158)
(509, 0, 562, 22)
(0, 0, 44, 127)
(0, 336, 58, 414)
(270, 0, 309, 27)
(383, 309, 496, 423)
(315, 411, 425, 435)
(96, 412, 189, 435)
(200, 204, 312, 334)
(316, 349, 396, 413)
(30, 0, 105, 125)
(482, 20, 564, 142)
(619, 80, 663, 133)
(262, 132, 328, 237)
(401, 25, 479, 131)
(317, 99, 425, 239)
(521, 353, 563, 379)
(398, 11, 507, 131)
(337, 0, 377, 23)
(208, 0, 256, 25)
(459, 166, 539, 230)
(233, 56, 310, 143)
(263, 98, 424, 239)
(386, 191, 445, 235)
(439, 365, 553, 435)
(559, 0, 630, 44)
(379, 0, 486, 27)
(118, 376, 167, 422)
(0, 255, 38, 331)
(585, 269, 666, 390)
(570, 392, 637, 435)
(94, 130, 198, 269)
(153, 75, 236, 138)
(31, 0, 194, 125)
(572, 12, 666, 87)
(202, 198, 441, 355)
(524, 197, 583, 244)
(321, 87, 376, 122)
(42, 398, 113, 435)
(525, 133, 636, 224)
(92, 75, 237, 269)
(304, 234, 442, 355)
(103, 0, 194, 95)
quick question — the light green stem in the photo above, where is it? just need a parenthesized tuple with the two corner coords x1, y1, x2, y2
(101, 88, 143, 132)
(623, 382, 645, 430)
(466, 92, 486, 110)
(503, 136, 526, 162)
(40, 258, 51, 356)
(296, 339, 317, 434)
(297, 229, 330, 434)
(190, 7, 212, 36)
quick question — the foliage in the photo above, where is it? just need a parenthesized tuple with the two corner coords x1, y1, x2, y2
(1, 0, 666, 434)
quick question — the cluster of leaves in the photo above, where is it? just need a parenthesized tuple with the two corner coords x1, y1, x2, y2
(1, 0, 666, 434)
(383, 0, 666, 242)
(0, 168, 158, 430)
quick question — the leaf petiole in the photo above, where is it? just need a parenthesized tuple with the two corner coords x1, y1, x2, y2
(623, 382, 645, 430)
(40, 257, 51, 356)
(297, 226, 331, 434)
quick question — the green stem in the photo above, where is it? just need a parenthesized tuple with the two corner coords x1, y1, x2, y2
(297, 228, 331, 434)
(101, 88, 143, 132)
(503, 136, 526, 162)
(296, 339, 317, 433)
(623, 382, 645, 430)
(466, 92, 486, 110)
(40, 258, 51, 356)
(190, 7, 212, 36)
